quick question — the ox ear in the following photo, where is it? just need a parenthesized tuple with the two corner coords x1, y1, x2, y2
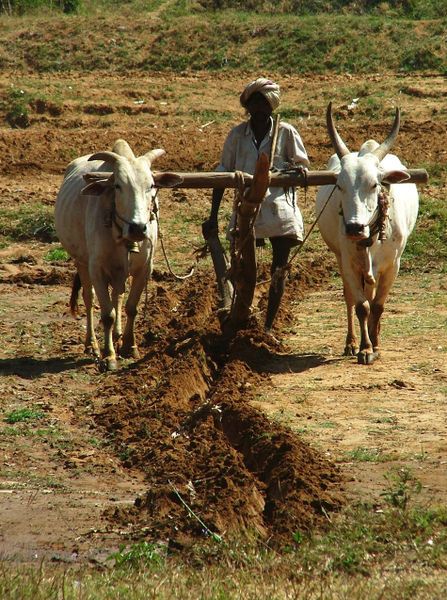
(153, 172, 184, 189)
(83, 172, 113, 183)
(81, 176, 113, 196)
(382, 169, 410, 185)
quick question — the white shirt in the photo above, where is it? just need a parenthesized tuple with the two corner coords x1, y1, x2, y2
(217, 118, 309, 240)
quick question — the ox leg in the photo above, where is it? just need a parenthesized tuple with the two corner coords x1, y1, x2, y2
(77, 265, 100, 358)
(120, 268, 148, 359)
(91, 272, 118, 371)
(112, 290, 124, 347)
(343, 282, 358, 356)
(369, 302, 384, 354)
(356, 300, 375, 365)
(368, 266, 397, 355)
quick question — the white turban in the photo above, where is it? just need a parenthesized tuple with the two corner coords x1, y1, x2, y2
(240, 78, 281, 110)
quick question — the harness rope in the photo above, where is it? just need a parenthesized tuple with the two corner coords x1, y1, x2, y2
(141, 190, 196, 322)
(153, 191, 196, 281)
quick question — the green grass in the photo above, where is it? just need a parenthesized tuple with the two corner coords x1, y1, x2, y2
(4, 408, 44, 424)
(344, 446, 395, 463)
(0, 9, 445, 74)
(0, 204, 56, 243)
(402, 194, 447, 273)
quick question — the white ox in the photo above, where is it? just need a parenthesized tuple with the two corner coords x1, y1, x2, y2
(316, 104, 419, 364)
(55, 139, 182, 371)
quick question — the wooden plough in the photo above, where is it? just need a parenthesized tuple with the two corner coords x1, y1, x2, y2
(156, 163, 428, 331)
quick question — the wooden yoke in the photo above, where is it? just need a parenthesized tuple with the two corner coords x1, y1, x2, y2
(229, 152, 270, 328)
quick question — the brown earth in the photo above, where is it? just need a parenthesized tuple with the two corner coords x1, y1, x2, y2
(0, 71, 446, 564)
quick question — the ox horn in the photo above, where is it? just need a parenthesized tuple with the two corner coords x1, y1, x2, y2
(326, 102, 350, 159)
(372, 108, 400, 162)
(112, 139, 136, 160)
(145, 148, 165, 166)
(88, 151, 121, 164)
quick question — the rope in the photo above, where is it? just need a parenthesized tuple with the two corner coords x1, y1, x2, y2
(141, 191, 196, 322)
(288, 177, 334, 266)
(153, 192, 196, 281)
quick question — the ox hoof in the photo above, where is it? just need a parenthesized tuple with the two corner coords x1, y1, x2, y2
(344, 345, 358, 357)
(85, 345, 100, 358)
(98, 357, 118, 372)
(120, 346, 140, 360)
(357, 351, 378, 365)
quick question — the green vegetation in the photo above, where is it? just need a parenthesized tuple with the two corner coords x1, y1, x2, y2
(344, 446, 395, 462)
(4, 407, 44, 423)
(2, 0, 445, 18)
(403, 194, 447, 273)
(0, 204, 56, 243)
(108, 541, 165, 569)
(0, 0, 80, 15)
(196, 0, 446, 18)
(0, 3, 445, 74)
(44, 246, 69, 262)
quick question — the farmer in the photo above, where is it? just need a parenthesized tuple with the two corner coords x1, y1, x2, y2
(202, 77, 310, 332)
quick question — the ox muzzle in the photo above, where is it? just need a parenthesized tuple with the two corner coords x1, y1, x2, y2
(124, 221, 148, 242)
(345, 222, 371, 241)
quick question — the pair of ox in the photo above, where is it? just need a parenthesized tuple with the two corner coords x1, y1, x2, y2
(316, 104, 419, 364)
(54, 139, 182, 371)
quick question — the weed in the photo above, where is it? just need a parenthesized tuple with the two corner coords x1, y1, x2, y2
(381, 467, 422, 510)
(108, 541, 165, 569)
(319, 420, 337, 429)
(0, 425, 22, 437)
(118, 444, 134, 462)
(88, 437, 107, 448)
(4, 408, 44, 424)
(403, 194, 447, 272)
(44, 246, 69, 262)
(3, 88, 30, 128)
(400, 44, 444, 71)
(344, 447, 393, 462)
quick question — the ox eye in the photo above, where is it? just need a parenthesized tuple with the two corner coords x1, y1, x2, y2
(114, 183, 121, 191)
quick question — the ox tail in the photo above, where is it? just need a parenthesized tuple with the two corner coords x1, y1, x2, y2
(70, 271, 82, 317)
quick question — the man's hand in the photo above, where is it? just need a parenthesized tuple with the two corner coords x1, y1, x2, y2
(294, 164, 308, 176)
